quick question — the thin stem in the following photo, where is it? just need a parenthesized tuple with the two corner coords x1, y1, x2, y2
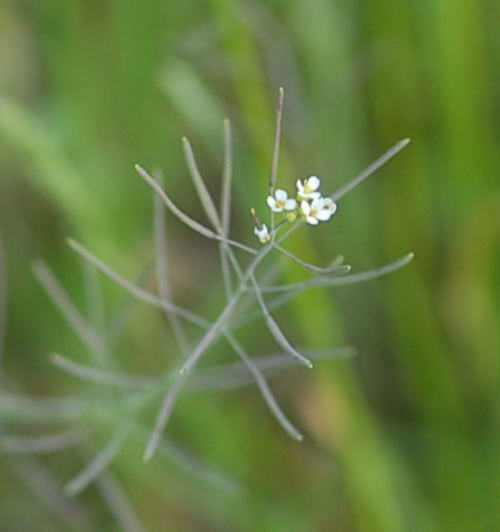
(269, 87, 285, 233)
(182, 137, 223, 231)
(219, 246, 233, 301)
(192, 346, 355, 391)
(269, 87, 285, 193)
(144, 242, 277, 460)
(179, 286, 245, 375)
(67, 236, 284, 341)
(135, 164, 257, 255)
(68, 217, 358, 464)
(68, 185, 362, 463)
(162, 435, 244, 494)
(32, 260, 109, 365)
(182, 137, 243, 282)
(82, 262, 105, 333)
(67, 239, 210, 329)
(0, 428, 87, 454)
(65, 420, 132, 496)
(51, 352, 153, 388)
(271, 140, 411, 248)
(39, 258, 237, 497)
(224, 331, 303, 440)
(51, 346, 352, 393)
(250, 273, 312, 368)
(225, 259, 284, 330)
(106, 264, 155, 346)
(259, 253, 415, 293)
(154, 175, 190, 355)
(222, 237, 243, 281)
(143, 375, 187, 462)
(269, 87, 285, 194)
(96, 473, 144, 532)
(275, 220, 302, 246)
(220, 119, 234, 299)
(272, 242, 351, 275)
(0, 391, 89, 423)
(8, 457, 92, 530)
(232, 290, 299, 328)
(221, 119, 233, 239)
(79, 370, 244, 493)
(329, 139, 411, 201)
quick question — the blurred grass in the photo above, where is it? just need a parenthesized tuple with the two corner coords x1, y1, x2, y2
(1, 0, 499, 530)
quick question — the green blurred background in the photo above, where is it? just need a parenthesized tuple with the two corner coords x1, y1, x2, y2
(1, 0, 499, 530)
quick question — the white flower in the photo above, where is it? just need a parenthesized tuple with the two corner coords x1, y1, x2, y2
(254, 224, 271, 243)
(266, 189, 296, 212)
(301, 197, 337, 225)
(296, 175, 321, 199)
(319, 197, 337, 220)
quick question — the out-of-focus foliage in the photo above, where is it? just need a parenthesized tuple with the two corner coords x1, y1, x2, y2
(0, 0, 499, 530)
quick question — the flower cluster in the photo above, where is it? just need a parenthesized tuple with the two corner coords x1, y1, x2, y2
(253, 176, 337, 242)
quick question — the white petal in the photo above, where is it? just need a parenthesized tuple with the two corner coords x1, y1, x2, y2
(284, 198, 296, 211)
(269, 199, 283, 212)
(309, 192, 321, 200)
(310, 198, 322, 210)
(322, 198, 335, 210)
(307, 175, 320, 191)
(306, 216, 319, 226)
(317, 210, 331, 221)
(275, 189, 287, 201)
(300, 200, 310, 215)
(296, 179, 304, 192)
(322, 199, 337, 215)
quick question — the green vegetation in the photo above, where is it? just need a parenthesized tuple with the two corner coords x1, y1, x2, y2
(0, 1, 499, 530)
